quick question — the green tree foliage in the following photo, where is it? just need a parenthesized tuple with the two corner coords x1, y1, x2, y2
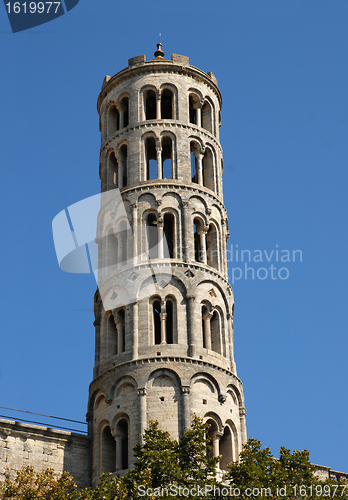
(0, 466, 77, 500)
(227, 437, 348, 500)
(125, 415, 219, 498)
(1, 428, 347, 500)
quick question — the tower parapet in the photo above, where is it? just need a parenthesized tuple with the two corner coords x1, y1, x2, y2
(88, 47, 246, 485)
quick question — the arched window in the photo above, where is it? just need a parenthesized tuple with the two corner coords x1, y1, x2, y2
(206, 419, 219, 459)
(211, 310, 221, 354)
(116, 418, 129, 470)
(202, 100, 213, 134)
(191, 150, 197, 183)
(106, 229, 118, 269)
(101, 425, 116, 473)
(107, 105, 119, 137)
(120, 96, 129, 128)
(202, 305, 208, 348)
(146, 137, 157, 180)
(146, 213, 158, 259)
(202, 148, 214, 191)
(162, 136, 173, 179)
(190, 141, 200, 184)
(166, 299, 174, 344)
(219, 426, 233, 470)
(153, 298, 161, 345)
(108, 152, 118, 188)
(107, 313, 117, 356)
(120, 145, 128, 188)
(163, 213, 174, 258)
(115, 307, 126, 354)
(145, 90, 156, 120)
(193, 218, 202, 262)
(189, 96, 196, 124)
(118, 220, 128, 266)
(161, 89, 173, 119)
(206, 223, 218, 270)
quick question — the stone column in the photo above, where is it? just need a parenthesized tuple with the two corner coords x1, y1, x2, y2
(197, 153, 204, 186)
(119, 110, 124, 130)
(181, 201, 192, 261)
(181, 387, 191, 432)
(156, 145, 162, 180)
(203, 311, 213, 350)
(198, 227, 208, 264)
(118, 161, 123, 189)
(93, 317, 101, 375)
(196, 103, 202, 128)
(160, 300, 167, 344)
(186, 294, 196, 357)
(137, 388, 147, 445)
(214, 432, 223, 468)
(131, 301, 138, 359)
(116, 322, 124, 354)
(115, 434, 122, 471)
(131, 203, 138, 265)
(157, 217, 164, 259)
(239, 407, 247, 445)
(156, 92, 161, 119)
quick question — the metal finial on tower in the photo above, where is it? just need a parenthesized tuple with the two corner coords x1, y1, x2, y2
(154, 35, 164, 58)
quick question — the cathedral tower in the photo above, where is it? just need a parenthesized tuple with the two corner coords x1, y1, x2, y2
(88, 45, 247, 485)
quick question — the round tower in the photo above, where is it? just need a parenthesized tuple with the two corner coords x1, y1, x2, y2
(87, 45, 247, 485)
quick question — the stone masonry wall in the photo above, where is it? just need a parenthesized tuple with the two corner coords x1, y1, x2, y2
(0, 419, 91, 489)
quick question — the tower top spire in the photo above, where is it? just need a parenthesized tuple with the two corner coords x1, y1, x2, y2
(154, 36, 164, 58)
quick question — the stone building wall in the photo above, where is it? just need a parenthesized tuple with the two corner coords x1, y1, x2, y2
(0, 418, 90, 489)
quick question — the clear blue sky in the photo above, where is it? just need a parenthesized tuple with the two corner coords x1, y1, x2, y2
(1, 0, 347, 473)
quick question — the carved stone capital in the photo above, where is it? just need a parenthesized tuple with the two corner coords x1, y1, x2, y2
(182, 386, 190, 395)
(186, 294, 196, 302)
(182, 200, 189, 208)
(86, 412, 93, 422)
(239, 407, 247, 417)
(218, 394, 227, 403)
(137, 387, 147, 396)
(155, 199, 162, 207)
(206, 208, 212, 216)
(105, 398, 112, 404)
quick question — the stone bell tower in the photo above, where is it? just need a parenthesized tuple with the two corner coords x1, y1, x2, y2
(87, 44, 247, 486)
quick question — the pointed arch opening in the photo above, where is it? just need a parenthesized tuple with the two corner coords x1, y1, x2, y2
(116, 418, 129, 470)
(108, 152, 118, 188)
(219, 426, 233, 470)
(146, 213, 158, 259)
(193, 218, 202, 262)
(161, 89, 173, 119)
(162, 136, 173, 179)
(202, 100, 213, 133)
(206, 223, 219, 270)
(107, 313, 117, 356)
(153, 298, 161, 345)
(166, 298, 174, 344)
(107, 105, 119, 137)
(106, 228, 118, 269)
(117, 220, 128, 266)
(120, 96, 129, 128)
(146, 137, 157, 180)
(101, 425, 116, 473)
(206, 418, 219, 459)
(163, 212, 174, 258)
(145, 90, 156, 120)
(202, 148, 215, 192)
(189, 95, 196, 124)
(211, 310, 221, 354)
(120, 144, 128, 188)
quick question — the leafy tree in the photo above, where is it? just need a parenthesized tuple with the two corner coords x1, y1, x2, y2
(125, 415, 219, 498)
(227, 437, 348, 500)
(0, 465, 78, 500)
